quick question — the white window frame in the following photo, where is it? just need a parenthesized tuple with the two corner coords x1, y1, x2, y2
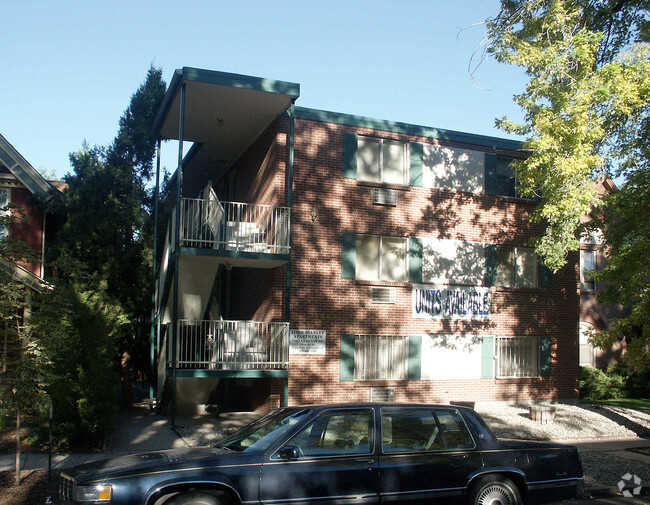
(579, 322, 596, 367)
(354, 334, 408, 380)
(580, 250, 596, 292)
(497, 246, 538, 288)
(357, 136, 409, 186)
(495, 336, 541, 378)
(356, 234, 408, 282)
(0, 188, 10, 240)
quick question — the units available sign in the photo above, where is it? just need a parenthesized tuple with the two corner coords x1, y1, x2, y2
(412, 284, 491, 320)
(289, 329, 326, 354)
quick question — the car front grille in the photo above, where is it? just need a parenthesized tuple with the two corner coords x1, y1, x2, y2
(59, 473, 75, 504)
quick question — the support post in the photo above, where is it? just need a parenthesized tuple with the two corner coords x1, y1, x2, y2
(150, 138, 161, 410)
(171, 82, 186, 426)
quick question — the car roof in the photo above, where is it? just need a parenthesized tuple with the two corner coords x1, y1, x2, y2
(286, 403, 474, 411)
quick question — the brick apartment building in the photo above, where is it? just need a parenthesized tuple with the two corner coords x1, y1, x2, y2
(578, 178, 628, 369)
(152, 68, 580, 421)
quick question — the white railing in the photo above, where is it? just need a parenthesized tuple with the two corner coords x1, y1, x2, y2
(179, 198, 290, 254)
(169, 320, 289, 370)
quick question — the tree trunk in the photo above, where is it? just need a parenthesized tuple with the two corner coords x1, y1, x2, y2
(15, 405, 21, 486)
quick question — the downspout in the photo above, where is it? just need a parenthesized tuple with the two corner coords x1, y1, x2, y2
(150, 138, 161, 410)
(284, 102, 295, 407)
(171, 82, 186, 427)
(41, 211, 46, 279)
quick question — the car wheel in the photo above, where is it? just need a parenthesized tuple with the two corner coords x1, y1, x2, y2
(469, 476, 522, 505)
(167, 491, 219, 505)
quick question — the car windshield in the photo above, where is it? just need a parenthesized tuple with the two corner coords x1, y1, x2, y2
(216, 408, 310, 453)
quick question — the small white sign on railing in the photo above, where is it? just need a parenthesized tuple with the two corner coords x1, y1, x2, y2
(289, 329, 326, 354)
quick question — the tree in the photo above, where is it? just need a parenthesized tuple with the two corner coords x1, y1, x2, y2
(590, 147, 650, 368)
(0, 204, 49, 485)
(48, 66, 166, 395)
(484, 0, 650, 366)
(484, 0, 650, 271)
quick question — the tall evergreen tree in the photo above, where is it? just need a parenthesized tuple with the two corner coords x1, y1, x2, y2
(49, 66, 166, 388)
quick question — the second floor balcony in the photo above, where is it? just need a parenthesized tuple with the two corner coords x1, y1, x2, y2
(177, 196, 290, 255)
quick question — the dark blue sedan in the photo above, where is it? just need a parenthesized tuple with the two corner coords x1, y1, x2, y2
(56, 403, 583, 505)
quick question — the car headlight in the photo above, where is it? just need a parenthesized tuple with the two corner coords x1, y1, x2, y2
(74, 484, 112, 502)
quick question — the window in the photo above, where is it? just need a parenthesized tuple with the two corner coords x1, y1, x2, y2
(579, 322, 596, 367)
(497, 246, 538, 288)
(358, 137, 408, 185)
(496, 157, 520, 198)
(356, 235, 407, 282)
(580, 250, 596, 292)
(496, 336, 541, 378)
(355, 334, 408, 380)
(0, 189, 10, 240)
(381, 408, 473, 453)
(284, 409, 373, 457)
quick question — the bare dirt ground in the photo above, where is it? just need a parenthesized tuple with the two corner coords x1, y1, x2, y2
(0, 469, 59, 505)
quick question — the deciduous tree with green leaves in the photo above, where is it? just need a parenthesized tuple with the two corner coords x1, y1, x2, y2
(485, 0, 650, 269)
(484, 0, 650, 367)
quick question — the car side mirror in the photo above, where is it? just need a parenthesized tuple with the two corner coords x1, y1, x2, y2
(278, 446, 300, 460)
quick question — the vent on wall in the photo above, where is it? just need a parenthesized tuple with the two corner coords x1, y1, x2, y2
(371, 287, 396, 304)
(370, 387, 395, 402)
(372, 188, 398, 206)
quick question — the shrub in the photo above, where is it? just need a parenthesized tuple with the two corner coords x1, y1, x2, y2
(579, 366, 626, 401)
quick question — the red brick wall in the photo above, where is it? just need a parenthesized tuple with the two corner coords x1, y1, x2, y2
(285, 117, 580, 406)
(9, 186, 44, 276)
(227, 118, 291, 408)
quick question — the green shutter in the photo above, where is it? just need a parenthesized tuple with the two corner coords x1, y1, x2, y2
(341, 232, 356, 278)
(340, 334, 355, 381)
(409, 237, 423, 283)
(343, 133, 358, 179)
(539, 258, 552, 288)
(481, 336, 495, 379)
(484, 244, 498, 286)
(408, 335, 422, 380)
(410, 142, 424, 187)
(540, 336, 552, 377)
(485, 153, 497, 195)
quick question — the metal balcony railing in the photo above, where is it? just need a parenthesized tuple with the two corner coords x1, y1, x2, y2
(164, 320, 289, 370)
(178, 198, 290, 254)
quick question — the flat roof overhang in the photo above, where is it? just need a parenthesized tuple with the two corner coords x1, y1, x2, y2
(153, 68, 300, 173)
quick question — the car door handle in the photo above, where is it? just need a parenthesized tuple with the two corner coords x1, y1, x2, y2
(356, 458, 375, 464)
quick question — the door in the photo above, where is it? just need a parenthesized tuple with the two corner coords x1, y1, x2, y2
(260, 408, 379, 505)
(379, 407, 482, 505)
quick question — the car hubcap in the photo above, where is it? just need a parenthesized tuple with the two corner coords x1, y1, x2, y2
(477, 484, 514, 505)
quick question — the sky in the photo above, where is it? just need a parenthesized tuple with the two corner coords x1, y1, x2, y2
(1, 0, 528, 180)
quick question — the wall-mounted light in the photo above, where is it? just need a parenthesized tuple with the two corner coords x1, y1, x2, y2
(310, 207, 318, 222)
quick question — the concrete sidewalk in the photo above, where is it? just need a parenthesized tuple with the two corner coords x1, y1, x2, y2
(0, 404, 189, 472)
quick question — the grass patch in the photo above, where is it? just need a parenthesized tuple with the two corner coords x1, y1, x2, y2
(585, 398, 650, 410)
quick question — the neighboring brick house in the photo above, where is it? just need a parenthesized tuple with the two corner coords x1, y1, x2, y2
(0, 134, 63, 374)
(0, 135, 62, 278)
(578, 178, 628, 369)
(152, 68, 580, 420)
